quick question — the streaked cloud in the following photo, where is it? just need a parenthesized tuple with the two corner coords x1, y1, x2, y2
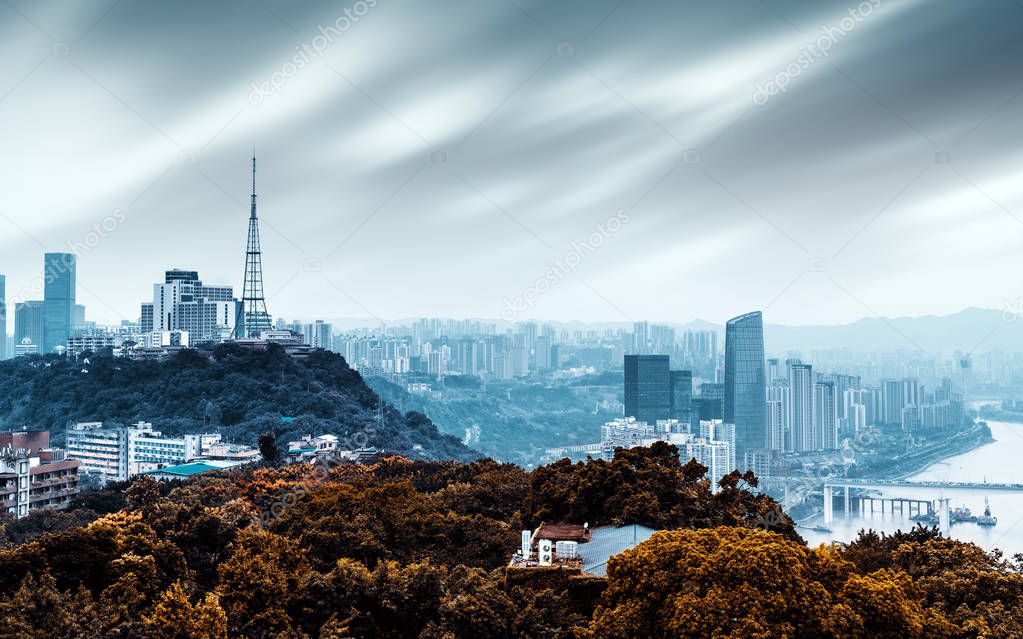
(1, 0, 1021, 328)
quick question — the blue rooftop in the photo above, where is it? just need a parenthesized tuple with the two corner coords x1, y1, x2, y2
(142, 462, 224, 477)
(576, 524, 658, 577)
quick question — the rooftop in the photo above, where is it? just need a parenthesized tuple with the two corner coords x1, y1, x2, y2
(141, 460, 239, 477)
(535, 523, 589, 543)
(576, 525, 658, 577)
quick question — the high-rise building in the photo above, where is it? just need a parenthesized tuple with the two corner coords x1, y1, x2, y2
(881, 379, 902, 424)
(0, 274, 5, 360)
(535, 335, 552, 370)
(766, 379, 789, 449)
(724, 311, 767, 464)
(696, 382, 724, 420)
(699, 420, 736, 473)
(767, 399, 785, 451)
(72, 304, 87, 331)
(843, 388, 869, 433)
(669, 369, 693, 426)
(14, 301, 44, 354)
(624, 355, 671, 423)
(814, 381, 838, 450)
(140, 302, 154, 333)
(788, 362, 814, 452)
(632, 321, 649, 354)
(42, 252, 76, 353)
(152, 269, 238, 343)
(819, 373, 860, 435)
(315, 320, 332, 350)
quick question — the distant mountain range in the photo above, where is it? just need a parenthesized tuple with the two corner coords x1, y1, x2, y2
(320, 308, 1021, 355)
(757, 308, 1018, 355)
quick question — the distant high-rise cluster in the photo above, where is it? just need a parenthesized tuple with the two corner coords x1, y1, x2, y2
(766, 359, 963, 455)
(277, 319, 333, 350)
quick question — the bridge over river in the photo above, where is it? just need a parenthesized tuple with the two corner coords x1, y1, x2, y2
(822, 478, 1023, 528)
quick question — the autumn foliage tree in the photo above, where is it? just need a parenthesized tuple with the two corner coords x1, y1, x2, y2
(582, 527, 942, 639)
(526, 442, 800, 540)
(0, 446, 1019, 637)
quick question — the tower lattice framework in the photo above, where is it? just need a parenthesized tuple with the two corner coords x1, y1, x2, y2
(235, 155, 272, 338)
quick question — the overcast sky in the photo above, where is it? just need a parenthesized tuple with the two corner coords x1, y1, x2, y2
(1, 0, 1022, 329)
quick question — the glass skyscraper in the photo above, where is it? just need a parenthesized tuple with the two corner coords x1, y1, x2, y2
(624, 354, 671, 423)
(724, 311, 767, 464)
(42, 252, 76, 354)
(670, 369, 694, 425)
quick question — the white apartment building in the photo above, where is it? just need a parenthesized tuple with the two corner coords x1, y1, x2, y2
(152, 270, 238, 344)
(66, 421, 222, 483)
(699, 420, 736, 472)
(683, 439, 732, 491)
(595, 417, 736, 489)
(599, 417, 692, 461)
(67, 332, 118, 357)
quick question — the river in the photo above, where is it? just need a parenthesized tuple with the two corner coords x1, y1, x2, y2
(801, 419, 1023, 557)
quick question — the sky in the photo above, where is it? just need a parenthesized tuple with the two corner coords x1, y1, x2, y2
(1, 0, 1023, 329)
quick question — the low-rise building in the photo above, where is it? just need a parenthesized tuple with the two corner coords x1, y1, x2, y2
(67, 332, 118, 357)
(205, 442, 262, 463)
(66, 421, 229, 483)
(0, 431, 80, 519)
(508, 522, 658, 577)
(285, 434, 339, 463)
(141, 460, 246, 481)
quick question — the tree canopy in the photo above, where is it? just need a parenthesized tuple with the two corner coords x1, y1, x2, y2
(0, 447, 1020, 637)
(0, 346, 473, 461)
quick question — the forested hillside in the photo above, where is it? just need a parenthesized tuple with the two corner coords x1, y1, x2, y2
(0, 345, 474, 461)
(1, 445, 1021, 637)
(369, 373, 624, 466)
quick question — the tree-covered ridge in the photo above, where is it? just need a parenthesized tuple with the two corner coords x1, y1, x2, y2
(0, 345, 474, 461)
(0, 445, 796, 638)
(2, 446, 1021, 637)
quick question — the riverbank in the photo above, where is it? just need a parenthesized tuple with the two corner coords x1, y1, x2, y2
(888, 421, 994, 481)
(785, 421, 993, 522)
(978, 407, 1023, 425)
(801, 420, 1023, 556)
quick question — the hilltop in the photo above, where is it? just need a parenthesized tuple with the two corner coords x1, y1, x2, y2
(0, 345, 476, 461)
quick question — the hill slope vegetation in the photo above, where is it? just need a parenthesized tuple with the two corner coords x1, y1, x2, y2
(0, 345, 474, 461)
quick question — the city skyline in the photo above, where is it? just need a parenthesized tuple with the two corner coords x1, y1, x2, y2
(2, 1, 1023, 327)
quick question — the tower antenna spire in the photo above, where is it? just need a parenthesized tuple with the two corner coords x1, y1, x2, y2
(251, 151, 257, 217)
